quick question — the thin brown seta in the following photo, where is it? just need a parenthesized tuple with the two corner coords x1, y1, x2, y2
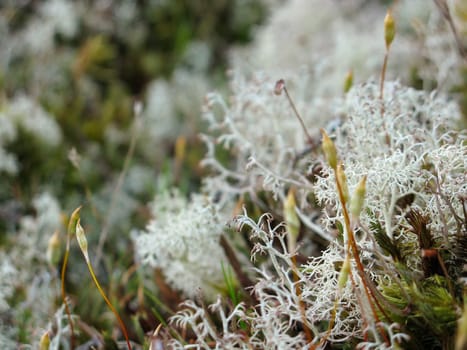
(95, 103, 142, 267)
(318, 130, 393, 347)
(75, 217, 133, 350)
(283, 187, 315, 344)
(379, 8, 396, 146)
(275, 79, 314, 146)
(60, 206, 82, 350)
(291, 255, 314, 345)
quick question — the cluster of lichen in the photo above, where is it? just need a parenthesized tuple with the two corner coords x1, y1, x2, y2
(1, 1, 466, 350)
(0, 1, 266, 348)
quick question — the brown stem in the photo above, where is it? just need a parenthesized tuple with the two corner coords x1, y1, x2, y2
(60, 249, 75, 349)
(291, 255, 314, 344)
(95, 112, 140, 267)
(436, 251, 455, 298)
(61, 206, 82, 350)
(335, 175, 391, 344)
(275, 79, 314, 145)
(379, 52, 391, 146)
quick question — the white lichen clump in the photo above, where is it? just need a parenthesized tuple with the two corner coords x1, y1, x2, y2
(201, 70, 339, 205)
(0, 95, 63, 175)
(1, 192, 64, 346)
(171, 78, 465, 347)
(165, 0, 466, 346)
(134, 190, 230, 299)
(314, 81, 465, 239)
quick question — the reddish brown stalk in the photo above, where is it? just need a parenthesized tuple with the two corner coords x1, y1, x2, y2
(320, 130, 392, 343)
(74, 218, 133, 350)
(334, 177, 391, 344)
(348, 269, 371, 343)
(379, 9, 396, 146)
(60, 206, 82, 349)
(85, 259, 133, 350)
(379, 51, 391, 146)
(291, 255, 314, 344)
(95, 109, 140, 267)
(436, 251, 455, 298)
(275, 79, 314, 145)
(379, 51, 388, 103)
(60, 249, 75, 349)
